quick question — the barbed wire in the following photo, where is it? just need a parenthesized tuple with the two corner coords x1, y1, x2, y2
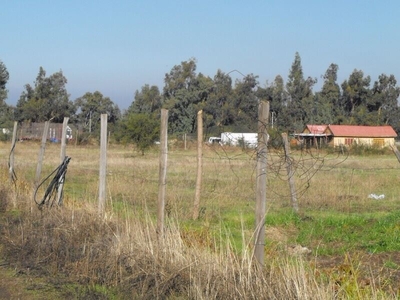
(4, 138, 398, 210)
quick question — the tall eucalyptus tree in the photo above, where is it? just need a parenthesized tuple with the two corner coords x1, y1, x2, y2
(286, 52, 316, 131)
(16, 67, 75, 123)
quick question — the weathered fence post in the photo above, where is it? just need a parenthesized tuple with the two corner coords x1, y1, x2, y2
(9, 121, 18, 183)
(75, 130, 78, 147)
(157, 109, 168, 236)
(59, 117, 69, 162)
(57, 117, 69, 206)
(34, 121, 50, 187)
(9, 121, 18, 207)
(255, 101, 269, 266)
(193, 110, 203, 220)
(282, 133, 299, 213)
(98, 114, 108, 215)
(391, 145, 400, 163)
(33, 121, 50, 211)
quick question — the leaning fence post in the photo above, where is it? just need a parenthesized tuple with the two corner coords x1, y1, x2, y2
(98, 114, 108, 215)
(255, 101, 269, 267)
(9, 121, 18, 183)
(193, 110, 203, 220)
(391, 145, 400, 163)
(9, 121, 18, 208)
(57, 117, 69, 206)
(282, 133, 299, 213)
(157, 109, 168, 237)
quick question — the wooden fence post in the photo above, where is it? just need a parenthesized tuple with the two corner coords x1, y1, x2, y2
(282, 133, 299, 213)
(57, 117, 69, 206)
(391, 145, 400, 163)
(34, 121, 50, 187)
(255, 101, 269, 266)
(9, 121, 18, 208)
(98, 114, 108, 215)
(33, 121, 50, 211)
(193, 110, 203, 220)
(75, 130, 78, 147)
(59, 117, 69, 162)
(9, 121, 18, 183)
(157, 109, 168, 236)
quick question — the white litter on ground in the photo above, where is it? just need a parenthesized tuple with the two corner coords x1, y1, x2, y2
(368, 194, 385, 200)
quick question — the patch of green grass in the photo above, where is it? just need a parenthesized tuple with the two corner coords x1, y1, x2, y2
(294, 210, 400, 255)
(180, 203, 400, 257)
(383, 259, 399, 270)
(0, 265, 119, 300)
(265, 209, 302, 227)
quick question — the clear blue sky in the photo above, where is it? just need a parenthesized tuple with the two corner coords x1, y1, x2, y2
(2, 0, 400, 110)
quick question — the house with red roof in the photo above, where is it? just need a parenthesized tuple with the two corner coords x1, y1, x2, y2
(295, 125, 397, 148)
(294, 124, 329, 147)
(325, 125, 397, 148)
(303, 125, 328, 135)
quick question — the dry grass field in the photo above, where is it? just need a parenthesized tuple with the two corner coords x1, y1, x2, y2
(0, 140, 400, 299)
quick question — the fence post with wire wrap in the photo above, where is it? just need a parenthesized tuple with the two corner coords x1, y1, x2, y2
(57, 117, 70, 206)
(9, 121, 18, 208)
(34, 156, 71, 209)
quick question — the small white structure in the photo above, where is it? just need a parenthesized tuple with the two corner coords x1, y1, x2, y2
(220, 132, 258, 148)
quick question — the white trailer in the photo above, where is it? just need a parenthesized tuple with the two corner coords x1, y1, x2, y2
(220, 132, 258, 148)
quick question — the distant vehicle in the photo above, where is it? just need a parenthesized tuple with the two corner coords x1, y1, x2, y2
(220, 132, 258, 148)
(208, 137, 222, 144)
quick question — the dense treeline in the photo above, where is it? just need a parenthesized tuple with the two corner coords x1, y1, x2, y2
(1, 53, 400, 147)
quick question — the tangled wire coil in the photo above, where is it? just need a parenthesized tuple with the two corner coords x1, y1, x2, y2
(34, 156, 71, 209)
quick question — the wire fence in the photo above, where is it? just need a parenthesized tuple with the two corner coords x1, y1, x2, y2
(2, 139, 400, 213)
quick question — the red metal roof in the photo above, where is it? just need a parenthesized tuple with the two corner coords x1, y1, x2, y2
(305, 125, 327, 134)
(326, 125, 397, 138)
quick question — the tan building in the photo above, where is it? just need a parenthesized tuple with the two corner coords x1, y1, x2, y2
(325, 125, 397, 148)
(295, 125, 397, 148)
